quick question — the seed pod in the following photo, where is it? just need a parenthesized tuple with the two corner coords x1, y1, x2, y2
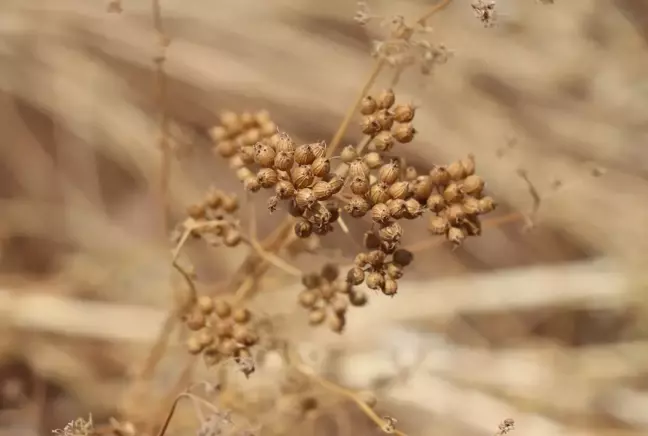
(221, 195, 239, 213)
(228, 154, 245, 170)
(339, 146, 358, 165)
(366, 271, 385, 290)
(254, 109, 272, 125)
(392, 123, 416, 143)
(344, 195, 370, 218)
(361, 115, 382, 136)
(312, 181, 333, 200)
(288, 200, 305, 217)
(257, 168, 279, 188)
(363, 231, 381, 249)
(443, 183, 462, 203)
(219, 339, 238, 356)
(387, 199, 407, 219)
(260, 121, 278, 138)
(447, 227, 466, 246)
(383, 278, 398, 296)
(239, 146, 255, 164)
(388, 181, 410, 199)
(371, 203, 391, 224)
(185, 310, 206, 330)
(375, 109, 394, 130)
(298, 290, 318, 308)
(240, 112, 256, 128)
(478, 196, 496, 213)
(219, 111, 240, 128)
(291, 165, 314, 189)
(236, 167, 254, 182)
(209, 125, 229, 142)
(295, 188, 316, 209)
(373, 131, 394, 152)
(349, 290, 368, 306)
(331, 297, 348, 315)
(197, 295, 215, 314)
(349, 159, 370, 179)
(428, 215, 449, 235)
(197, 328, 214, 347)
(369, 182, 391, 205)
(233, 308, 251, 324)
(208, 301, 229, 320)
(364, 152, 383, 169)
(215, 140, 238, 158)
(311, 157, 331, 177)
(404, 198, 423, 218)
(463, 175, 485, 196)
(274, 133, 296, 153)
(328, 176, 345, 194)
(350, 176, 370, 195)
(379, 161, 400, 184)
(241, 128, 261, 146)
(377, 89, 395, 109)
(309, 309, 326, 326)
(275, 180, 296, 199)
(294, 144, 315, 165)
(319, 282, 336, 300)
(274, 151, 294, 171)
(386, 262, 404, 279)
(187, 335, 203, 354)
(462, 196, 480, 215)
(378, 222, 403, 243)
(446, 160, 466, 181)
(412, 176, 433, 200)
(445, 203, 466, 223)
(223, 229, 242, 247)
(404, 166, 418, 181)
(360, 95, 378, 115)
(393, 103, 415, 123)
(461, 154, 476, 176)
(426, 194, 445, 213)
(309, 141, 326, 159)
(354, 252, 368, 267)
(321, 263, 339, 282)
(187, 203, 206, 220)
(429, 166, 450, 186)
(294, 218, 313, 238)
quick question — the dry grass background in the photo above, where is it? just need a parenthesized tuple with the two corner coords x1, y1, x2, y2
(0, 0, 648, 435)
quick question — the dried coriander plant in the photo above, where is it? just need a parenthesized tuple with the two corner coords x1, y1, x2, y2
(54, 2, 520, 436)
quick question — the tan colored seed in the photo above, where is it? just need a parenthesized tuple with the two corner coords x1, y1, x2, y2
(366, 271, 385, 290)
(329, 314, 346, 333)
(349, 159, 370, 179)
(257, 168, 278, 188)
(232, 308, 251, 324)
(443, 183, 462, 203)
(377, 89, 395, 109)
(350, 176, 370, 195)
(311, 157, 330, 177)
(404, 198, 423, 218)
(223, 229, 242, 247)
(274, 151, 294, 171)
(294, 144, 316, 165)
(294, 219, 313, 238)
(187, 336, 203, 355)
(240, 112, 256, 128)
(383, 279, 398, 296)
(371, 203, 391, 224)
(478, 196, 496, 213)
(393, 103, 415, 123)
(295, 188, 316, 209)
(388, 181, 410, 200)
(428, 215, 450, 235)
(386, 262, 404, 279)
(309, 309, 326, 326)
(412, 176, 433, 200)
(375, 109, 394, 130)
(197, 329, 214, 347)
(215, 140, 237, 158)
(364, 152, 383, 169)
(239, 146, 255, 164)
(349, 290, 368, 306)
(463, 175, 485, 196)
(187, 203, 206, 219)
(447, 227, 466, 246)
(445, 203, 466, 223)
(347, 266, 365, 285)
(221, 194, 239, 213)
(429, 166, 450, 186)
(214, 300, 231, 318)
(328, 176, 345, 194)
(461, 154, 476, 176)
(309, 142, 326, 159)
(344, 195, 370, 218)
(378, 222, 403, 243)
(462, 196, 480, 215)
(312, 181, 333, 200)
(241, 128, 261, 146)
(369, 182, 391, 205)
(354, 252, 369, 267)
(209, 125, 228, 142)
(426, 194, 445, 212)
(185, 310, 206, 330)
(291, 165, 314, 189)
(446, 160, 466, 181)
(392, 123, 416, 143)
(379, 161, 400, 185)
(341, 145, 358, 163)
(373, 131, 394, 152)
(236, 166, 254, 182)
(274, 133, 296, 153)
(360, 115, 382, 136)
(360, 95, 378, 115)
(197, 295, 214, 314)
(387, 199, 407, 219)
(260, 121, 278, 138)
(275, 180, 296, 199)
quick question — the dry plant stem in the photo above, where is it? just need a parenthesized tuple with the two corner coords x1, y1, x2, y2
(151, 0, 171, 231)
(327, 59, 387, 158)
(416, 0, 454, 25)
(296, 364, 408, 436)
(151, 358, 197, 436)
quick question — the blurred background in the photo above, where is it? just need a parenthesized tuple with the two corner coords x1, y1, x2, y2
(1, 0, 648, 435)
